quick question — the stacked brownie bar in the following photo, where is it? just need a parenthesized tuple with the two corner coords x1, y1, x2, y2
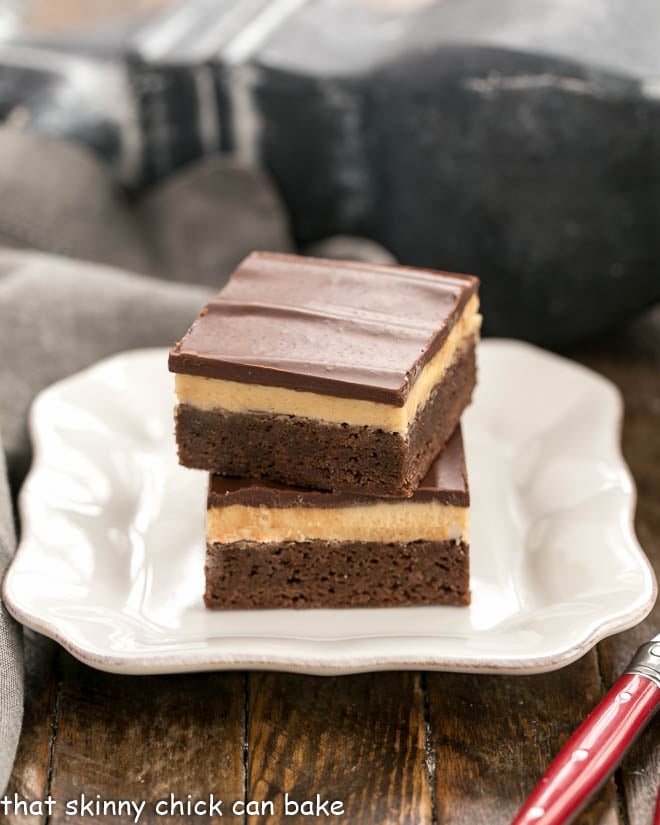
(169, 252, 480, 609)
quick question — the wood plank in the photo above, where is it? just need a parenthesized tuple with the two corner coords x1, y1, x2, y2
(427, 651, 621, 825)
(47, 654, 245, 825)
(246, 671, 432, 824)
(2, 633, 59, 825)
(571, 314, 660, 825)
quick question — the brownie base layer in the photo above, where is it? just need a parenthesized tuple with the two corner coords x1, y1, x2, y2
(176, 342, 476, 497)
(204, 539, 470, 609)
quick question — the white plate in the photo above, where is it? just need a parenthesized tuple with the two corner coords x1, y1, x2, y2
(3, 342, 656, 675)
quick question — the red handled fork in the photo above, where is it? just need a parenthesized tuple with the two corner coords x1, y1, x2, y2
(512, 640, 660, 825)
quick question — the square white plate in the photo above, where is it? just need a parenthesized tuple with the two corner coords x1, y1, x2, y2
(3, 341, 656, 675)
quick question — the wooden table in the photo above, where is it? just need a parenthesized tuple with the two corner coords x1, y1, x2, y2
(4, 307, 660, 825)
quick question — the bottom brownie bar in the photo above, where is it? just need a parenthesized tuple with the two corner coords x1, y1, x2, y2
(205, 539, 469, 609)
(204, 427, 470, 609)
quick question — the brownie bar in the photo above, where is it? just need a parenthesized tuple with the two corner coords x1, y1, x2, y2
(170, 251, 480, 496)
(204, 427, 470, 609)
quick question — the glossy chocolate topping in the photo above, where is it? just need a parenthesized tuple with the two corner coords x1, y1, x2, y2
(169, 252, 478, 405)
(207, 427, 469, 508)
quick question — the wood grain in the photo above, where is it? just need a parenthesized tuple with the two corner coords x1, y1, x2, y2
(427, 652, 621, 825)
(246, 671, 432, 824)
(47, 654, 245, 824)
(3, 633, 59, 825)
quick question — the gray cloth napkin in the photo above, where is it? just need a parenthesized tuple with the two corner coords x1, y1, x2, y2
(0, 248, 211, 790)
(0, 249, 212, 488)
(0, 436, 21, 791)
(0, 130, 153, 276)
(0, 128, 293, 288)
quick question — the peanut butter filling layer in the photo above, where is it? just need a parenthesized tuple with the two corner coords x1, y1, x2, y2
(206, 501, 469, 545)
(175, 295, 480, 433)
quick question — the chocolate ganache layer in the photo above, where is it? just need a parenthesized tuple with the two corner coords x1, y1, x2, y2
(169, 251, 479, 405)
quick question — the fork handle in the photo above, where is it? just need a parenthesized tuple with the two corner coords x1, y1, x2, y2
(511, 671, 660, 825)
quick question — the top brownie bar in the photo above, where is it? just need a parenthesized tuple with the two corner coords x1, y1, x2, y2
(169, 252, 480, 496)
